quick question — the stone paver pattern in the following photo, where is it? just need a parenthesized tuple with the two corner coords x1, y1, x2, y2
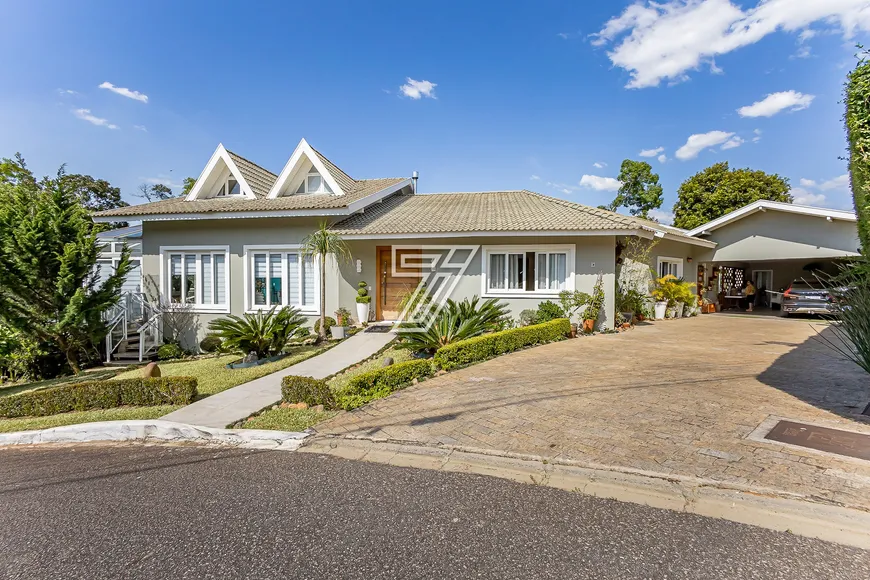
(317, 315, 870, 510)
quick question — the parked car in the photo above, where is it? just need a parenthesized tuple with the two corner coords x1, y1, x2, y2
(781, 280, 841, 317)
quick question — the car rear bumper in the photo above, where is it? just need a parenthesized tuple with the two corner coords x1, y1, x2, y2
(782, 302, 838, 315)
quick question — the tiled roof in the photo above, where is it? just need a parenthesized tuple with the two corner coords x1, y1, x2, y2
(226, 150, 277, 198)
(93, 178, 408, 217)
(330, 190, 643, 235)
(311, 146, 356, 193)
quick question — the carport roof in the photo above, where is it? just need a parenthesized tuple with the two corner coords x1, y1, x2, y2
(687, 200, 857, 237)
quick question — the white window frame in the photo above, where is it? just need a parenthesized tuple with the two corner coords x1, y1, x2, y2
(294, 169, 334, 195)
(159, 246, 230, 313)
(215, 176, 243, 197)
(656, 256, 684, 279)
(481, 244, 575, 298)
(243, 245, 321, 315)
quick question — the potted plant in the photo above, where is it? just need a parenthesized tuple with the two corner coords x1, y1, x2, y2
(582, 274, 606, 333)
(558, 290, 591, 337)
(331, 307, 352, 339)
(356, 281, 371, 326)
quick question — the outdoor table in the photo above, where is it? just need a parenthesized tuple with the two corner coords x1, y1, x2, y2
(723, 295, 743, 310)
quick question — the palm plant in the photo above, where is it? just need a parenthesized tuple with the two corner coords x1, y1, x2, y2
(397, 296, 508, 354)
(207, 306, 308, 358)
(300, 222, 352, 341)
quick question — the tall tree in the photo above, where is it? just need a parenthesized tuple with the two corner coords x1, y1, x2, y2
(602, 159, 664, 219)
(846, 52, 870, 255)
(0, 153, 36, 187)
(0, 170, 132, 373)
(181, 177, 196, 197)
(300, 222, 352, 341)
(57, 172, 129, 213)
(137, 182, 176, 202)
(672, 162, 792, 230)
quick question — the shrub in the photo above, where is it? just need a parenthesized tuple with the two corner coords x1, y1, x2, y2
(313, 316, 337, 335)
(199, 335, 222, 353)
(434, 318, 570, 371)
(558, 290, 591, 323)
(157, 343, 184, 360)
(0, 377, 197, 418)
(356, 281, 371, 304)
(397, 296, 509, 354)
(536, 300, 565, 323)
(281, 375, 336, 408)
(585, 274, 606, 325)
(208, 306, 308, 358)
(518, 309, 538, 326)
(336, 359, 434, 410)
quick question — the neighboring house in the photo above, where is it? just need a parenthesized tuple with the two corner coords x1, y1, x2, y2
(96, 224, 142, 293)
(92, 139, 859, 352)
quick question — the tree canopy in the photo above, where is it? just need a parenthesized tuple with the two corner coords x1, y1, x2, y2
(601, 159, 664, 219)
(846, 52, 870, 255)
(0, 171, 132, 373)
(137, 182, 176, 202)
(672, 162, 792, 230)
(181, 177, 196, 197)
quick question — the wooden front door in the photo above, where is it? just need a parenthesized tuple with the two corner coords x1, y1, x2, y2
(376, 246, 422, 320)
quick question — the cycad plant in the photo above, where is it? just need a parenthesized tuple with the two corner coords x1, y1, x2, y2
(300, 222, 352, 341)
(208, 306, 308, 358)
(398, 296, 508, 354)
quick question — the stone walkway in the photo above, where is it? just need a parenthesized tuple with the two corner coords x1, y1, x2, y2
(162, 331, 395, 429)
(317, 315, 870, 511)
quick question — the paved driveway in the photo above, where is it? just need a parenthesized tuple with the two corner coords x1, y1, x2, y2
(318, 315, 870, 510)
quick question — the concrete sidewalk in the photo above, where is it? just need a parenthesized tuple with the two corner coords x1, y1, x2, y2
(161, 330, 395, 428)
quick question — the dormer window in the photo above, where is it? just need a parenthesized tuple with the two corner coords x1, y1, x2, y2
(216, 177, 243, 197)
(295, 169, 334, 194)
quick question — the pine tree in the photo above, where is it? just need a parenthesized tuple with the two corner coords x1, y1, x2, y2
(0, 170, 132, 373)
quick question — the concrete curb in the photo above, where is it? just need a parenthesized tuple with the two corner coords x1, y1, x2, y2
(300, 436, 870, 550)
(0, 420, 308, 451)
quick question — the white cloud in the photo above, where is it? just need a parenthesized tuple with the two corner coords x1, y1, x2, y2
(819, 174, 849, 191)
(737, 90, 815, 117)
(579, 174, 622, 191)
(557, 32, 570, 39)
(752, 128, 762, 142)
(593, 161, 607, 168)
(799, 178, 816, 187)
(639, 146, 665, 157)
(530, 174, 541, 180)
(720, 135, 744, 150)
(99, 81, 149, 103)
(57, 89, 78, 95)
(72, 108, 118, 130)
(647, 208, 675, 224)
(675, 130, 734, 160)
(657, 154, 667, 163)
(399, 78, 437, 99)
(133, 125, 147, 132)
(791, 187, 826, 205)
(591, 0, 870, 89)
(144, 176, 182, 189)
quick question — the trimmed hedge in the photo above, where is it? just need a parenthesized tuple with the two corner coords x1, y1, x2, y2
(337, 359, 434, 410)
(281, 375, 336, 408)
(0, 377, 198, 419)
(434, 318, 570, 371)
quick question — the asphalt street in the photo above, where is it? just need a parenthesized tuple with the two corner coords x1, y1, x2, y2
(0, 444, 867, 580)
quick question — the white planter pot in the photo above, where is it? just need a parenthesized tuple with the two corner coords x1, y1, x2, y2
(356, 302, 370, 325)
(675, 302, 684, 318)
(330, 326, 347, 340)
(654, 301, 668, 320)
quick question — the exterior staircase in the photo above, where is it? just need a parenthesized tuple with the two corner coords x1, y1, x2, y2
(105, 292, 162, 365)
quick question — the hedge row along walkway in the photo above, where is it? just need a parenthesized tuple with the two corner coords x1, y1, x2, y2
(161, 331, 395, 429)
(316, 315, 870, 512)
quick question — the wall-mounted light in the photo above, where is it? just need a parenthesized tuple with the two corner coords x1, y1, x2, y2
(356, 259, 362, 273)
(687, 257, 693, 263)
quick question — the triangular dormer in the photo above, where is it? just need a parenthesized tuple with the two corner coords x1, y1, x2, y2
(267, 138, 353, 199)
(185, 144, 260, 201)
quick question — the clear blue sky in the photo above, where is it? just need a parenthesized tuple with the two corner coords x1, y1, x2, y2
(1, 0, 866, 222)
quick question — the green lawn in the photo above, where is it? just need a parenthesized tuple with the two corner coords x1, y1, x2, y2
(241, 407, 339, 431)
(0, 368, 121, 398)
(326, 346, 412, 392)
(0, 405, 180, 433)
(114, 346, 326, 397)
(241, 344, 408, 432)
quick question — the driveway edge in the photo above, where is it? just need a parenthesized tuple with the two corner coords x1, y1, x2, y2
(300, 436, 870, 550)
(0, 420, 308, 451)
